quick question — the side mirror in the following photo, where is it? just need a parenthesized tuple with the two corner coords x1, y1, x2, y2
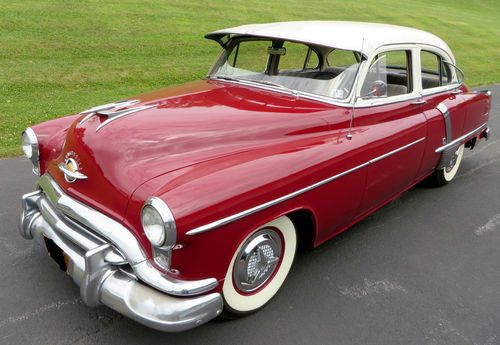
(365, 80, 387, 98)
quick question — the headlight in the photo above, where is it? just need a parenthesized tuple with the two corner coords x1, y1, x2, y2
(141, 197, 177, 249)
(21, 128, 40, 175)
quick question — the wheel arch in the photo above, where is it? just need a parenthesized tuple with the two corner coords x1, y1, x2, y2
(285, 208, 317, 251)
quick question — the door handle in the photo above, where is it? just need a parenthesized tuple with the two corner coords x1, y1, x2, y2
(410, 99, 427, 105)
(451, 89, 463, 95)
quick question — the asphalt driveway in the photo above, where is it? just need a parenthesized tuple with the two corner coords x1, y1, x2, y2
(1, 85, 499, 345)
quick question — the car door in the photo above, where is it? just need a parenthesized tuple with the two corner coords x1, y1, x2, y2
(416, 49, 468, 177)
(353, 47, 428, 216)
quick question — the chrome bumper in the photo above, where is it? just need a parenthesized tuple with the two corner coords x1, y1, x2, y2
(19, 175, 223, 332)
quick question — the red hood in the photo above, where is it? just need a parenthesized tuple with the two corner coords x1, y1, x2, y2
(47, 80, 333, 221)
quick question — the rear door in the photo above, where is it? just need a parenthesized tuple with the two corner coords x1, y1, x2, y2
(417, 49, 468, 176)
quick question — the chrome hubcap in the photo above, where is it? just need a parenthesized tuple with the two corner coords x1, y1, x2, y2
(234, 229, 282, 293)
(445, 148, 460, 173)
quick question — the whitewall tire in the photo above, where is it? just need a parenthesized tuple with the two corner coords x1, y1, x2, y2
(222, 216, 297, 317)
(434, 143, 465, 186)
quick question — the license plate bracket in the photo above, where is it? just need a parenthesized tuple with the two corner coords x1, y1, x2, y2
(44, 237, 69, 272)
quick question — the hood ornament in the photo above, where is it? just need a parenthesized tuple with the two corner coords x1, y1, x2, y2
(58, 151, 87, 183)
(78, 99, 156, 132)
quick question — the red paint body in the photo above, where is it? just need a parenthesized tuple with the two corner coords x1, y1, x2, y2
(33, 79, 490, 288)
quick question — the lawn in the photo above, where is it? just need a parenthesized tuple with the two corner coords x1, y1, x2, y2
(1, 0, 499, 157)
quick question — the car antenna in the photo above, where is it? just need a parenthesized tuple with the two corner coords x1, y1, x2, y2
(347, 37, 365, 140)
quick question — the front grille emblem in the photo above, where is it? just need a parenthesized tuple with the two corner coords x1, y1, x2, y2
(58, 151, 87, 183)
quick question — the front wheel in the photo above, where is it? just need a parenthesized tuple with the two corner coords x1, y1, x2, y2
(222, 216, 297, 318)
(433, 143, 465, 186)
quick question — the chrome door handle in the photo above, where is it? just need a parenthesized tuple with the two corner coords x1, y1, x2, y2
(451, 89, 463, 95)
(410, 99, 427, 105)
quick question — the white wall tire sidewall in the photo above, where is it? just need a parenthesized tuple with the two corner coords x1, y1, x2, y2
(443, 144, 465, 182)
(223, 216, 297, 312)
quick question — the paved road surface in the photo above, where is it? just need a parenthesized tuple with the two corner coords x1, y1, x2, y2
(1, 85, 499, 345)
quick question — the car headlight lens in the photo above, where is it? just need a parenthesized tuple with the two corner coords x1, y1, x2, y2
(142, 205, 166, 246)
(22, 133, 33, 158)
(141, 197, 177, 249)
(21, 128, 40, 175)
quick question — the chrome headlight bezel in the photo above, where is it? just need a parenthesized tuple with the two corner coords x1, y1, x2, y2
(141, 197, 177, 250)
(21, 127, 40, 175)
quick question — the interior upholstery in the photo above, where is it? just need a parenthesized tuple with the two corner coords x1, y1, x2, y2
(276, 67, 441, 97)
(387, 84, 408, 96)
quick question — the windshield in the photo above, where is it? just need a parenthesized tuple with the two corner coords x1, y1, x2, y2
(208, 39, 361, 101)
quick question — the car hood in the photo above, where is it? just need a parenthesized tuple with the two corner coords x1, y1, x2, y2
(46, 80, 333, 221)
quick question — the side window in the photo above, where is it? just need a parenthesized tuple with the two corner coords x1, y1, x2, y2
(227, 40, 271, 73)
(278, 42, 319, 71)
(442, 61, 464, 86)
(327, 49, 359, 68)
(420, 50, 464, 88)
(421, 51, 441, 89)
(441, 61, 452, 85)
(362, 50, 412, 98)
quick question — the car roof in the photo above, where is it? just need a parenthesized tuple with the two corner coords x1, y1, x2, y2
(206, 21, 455, 62)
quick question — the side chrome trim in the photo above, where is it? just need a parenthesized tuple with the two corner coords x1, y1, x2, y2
(187, 137, 426, 236)
(436, 103, 453, 143)
(368, 138, 426, 163)
(435, 123, 488, 153)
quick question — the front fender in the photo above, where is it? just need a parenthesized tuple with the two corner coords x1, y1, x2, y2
(31, 115, 79, 174)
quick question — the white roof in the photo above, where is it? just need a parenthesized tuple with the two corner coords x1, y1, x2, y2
(206, 21, 454, 61)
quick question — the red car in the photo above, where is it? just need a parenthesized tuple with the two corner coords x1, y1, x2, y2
(19, 21, 491, 331)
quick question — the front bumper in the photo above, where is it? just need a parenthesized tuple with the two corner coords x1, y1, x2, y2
(19, 174, 223, 332)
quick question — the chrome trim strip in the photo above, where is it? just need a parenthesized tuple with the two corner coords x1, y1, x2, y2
(96, 105, 157, 132)
(436, 103, 452, 143)
(436, 103, 447, 115)
(369, 137, 426, 163)
(187, 137, 426, 236)
(435, 123, 488, 153)
(78, 99, 140, 125)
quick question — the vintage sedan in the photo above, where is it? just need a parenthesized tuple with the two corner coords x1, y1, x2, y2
(19, 21, 491, 331)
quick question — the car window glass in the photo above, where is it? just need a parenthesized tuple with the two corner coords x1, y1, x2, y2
(211, 39, 362, 100)
(227, 40, 271, 73)
(327, 49, 358, 68)
(362, 50, 411, 98)
(278, 42, 319, 70)
(442, 61, 452, 85)
(421, 50, 441, 89)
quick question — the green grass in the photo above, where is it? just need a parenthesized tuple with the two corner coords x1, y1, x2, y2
(1, 0, 499, 157)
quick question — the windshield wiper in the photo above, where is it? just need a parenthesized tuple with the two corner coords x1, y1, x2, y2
(206, 75, 242, 82)
(249, 79, 299, 97)
(207, 76, 299, 97)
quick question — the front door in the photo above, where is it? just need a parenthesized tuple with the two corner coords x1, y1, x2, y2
(353, 48, 427, 216)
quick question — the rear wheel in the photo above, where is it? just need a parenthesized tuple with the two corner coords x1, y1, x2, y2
(222, 216, 297, 318)
(433, 143, 465, 186)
